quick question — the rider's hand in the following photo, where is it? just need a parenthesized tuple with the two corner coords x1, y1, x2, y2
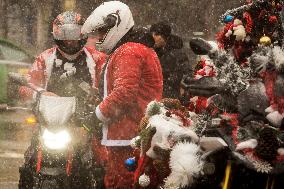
(87, 88, 101, 106)
(80, 112, 103, 139)
(83, 112, 101, 127)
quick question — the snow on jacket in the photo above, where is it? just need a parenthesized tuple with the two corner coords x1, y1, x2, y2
(19, 46, 106, 99)
(95, 42, 163, 146)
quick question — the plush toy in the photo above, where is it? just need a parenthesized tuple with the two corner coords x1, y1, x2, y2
(132, 98, 227, 188)
(217, 0, 284, 64)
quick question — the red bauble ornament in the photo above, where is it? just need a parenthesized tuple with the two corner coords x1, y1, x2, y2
(269, 15, 278, 24)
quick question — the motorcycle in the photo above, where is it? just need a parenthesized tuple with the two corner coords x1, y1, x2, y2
(7, 73, 104, 189)
(181, 37, 284, 189)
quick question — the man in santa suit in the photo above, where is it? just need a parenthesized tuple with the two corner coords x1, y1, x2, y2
(18, 11, 107, 188)
(19, 11, 106, 99)
(82, 1, 163, 188)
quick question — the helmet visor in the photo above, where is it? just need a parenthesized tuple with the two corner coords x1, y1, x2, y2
(53, 24, 82, 40)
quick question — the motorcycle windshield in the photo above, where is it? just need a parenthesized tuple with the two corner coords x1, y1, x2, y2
(39, 96, 76, 127)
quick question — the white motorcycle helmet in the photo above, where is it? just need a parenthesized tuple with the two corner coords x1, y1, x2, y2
(52, 11, 87, 55)
(82, 1, 134, 53)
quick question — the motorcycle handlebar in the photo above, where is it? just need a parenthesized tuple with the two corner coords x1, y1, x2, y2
(0, 104, 31, 112)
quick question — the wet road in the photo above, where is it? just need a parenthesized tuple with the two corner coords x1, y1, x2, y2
(0, 111, 33, 189)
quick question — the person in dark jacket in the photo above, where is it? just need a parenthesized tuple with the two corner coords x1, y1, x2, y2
(150, 22, 192, 103)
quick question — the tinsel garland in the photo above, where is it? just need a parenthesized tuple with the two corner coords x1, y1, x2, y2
(139, 173, 151, 187)
(140, 126, 157, 155)
(169, 109, 191, 127)
(161, 98, 183, 110)
(191, 113, 212, 137)
(140, 116, 150, 131)
(246, 153, 273, 173)
(233, 152, 273, 173)
(217, 0, 284, 59)
(214, 50, 251, 96)
(146, 101, 162, 117)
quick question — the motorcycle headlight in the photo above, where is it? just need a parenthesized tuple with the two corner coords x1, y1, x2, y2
(42, 129, 71, 150)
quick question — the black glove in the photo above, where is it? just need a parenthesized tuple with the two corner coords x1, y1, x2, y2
(73, 110, 100, 128)
(80, 112, 99, 128)
(82, 112, 103, 139)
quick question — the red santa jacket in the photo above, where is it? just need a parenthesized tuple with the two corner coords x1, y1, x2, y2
(19, 46, 106, 99)
(95, 42, 163, 146)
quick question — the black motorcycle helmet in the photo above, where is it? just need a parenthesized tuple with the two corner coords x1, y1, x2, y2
(52, 11, 87, 55)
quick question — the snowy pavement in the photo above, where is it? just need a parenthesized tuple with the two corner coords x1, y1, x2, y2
(0, 112, 32, 189)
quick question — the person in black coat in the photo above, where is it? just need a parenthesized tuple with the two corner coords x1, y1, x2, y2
(150, 22, 192, 104)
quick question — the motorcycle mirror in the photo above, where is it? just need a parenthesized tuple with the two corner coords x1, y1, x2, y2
(181, 77, 226, 97)
(8, 72, 29, 86)
(189, 37, 212, 55)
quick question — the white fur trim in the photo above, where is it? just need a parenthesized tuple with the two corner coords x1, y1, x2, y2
(200, 137, 228, 152)
(103, 61, 109, 99)
(277, 148, 284, 156)
(95, 106, 109, 122)
(130, 136, 141, 149)
(139, 174, 150, 187)
(100, 124, 131, 146)
(84, 47, 96, 87)
(225, 30, 233, 38)
(98, 116, 131, 147)
(208, 41, 219, 53)
(266, 111, 284, 127)
(265, 106, 275, 113)
(164, 142, 203, 188)
(236, 139, 258, 151)
(101, 139, 131, 146)
(272, 46, 284, 71)
(146, 114, 199, 159)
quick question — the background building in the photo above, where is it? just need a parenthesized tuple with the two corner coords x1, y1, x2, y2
(0, 0, 245, 55)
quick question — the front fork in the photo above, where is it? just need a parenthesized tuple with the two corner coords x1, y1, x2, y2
(35, 142, 73, 176)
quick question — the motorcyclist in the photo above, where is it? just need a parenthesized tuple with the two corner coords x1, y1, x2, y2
(81, 1, 163, 188)
(19, 11, 105, 99)
(18, 11, 106, 189)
